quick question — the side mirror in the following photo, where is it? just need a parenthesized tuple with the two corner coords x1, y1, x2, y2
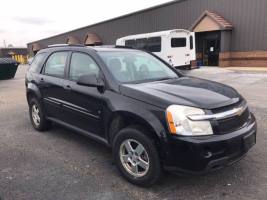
(77, 74, 104, 88)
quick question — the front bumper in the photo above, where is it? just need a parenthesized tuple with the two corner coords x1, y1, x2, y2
(163, 113, 257, 174)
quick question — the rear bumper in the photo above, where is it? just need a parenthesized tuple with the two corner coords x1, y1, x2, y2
(163, 114, 257, 175)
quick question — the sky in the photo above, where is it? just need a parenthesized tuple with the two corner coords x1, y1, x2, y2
(0, 0, 171, 47)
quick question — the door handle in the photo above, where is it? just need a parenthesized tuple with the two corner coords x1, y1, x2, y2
(40, 78, 44, 83)
(64, 85, 72, 91)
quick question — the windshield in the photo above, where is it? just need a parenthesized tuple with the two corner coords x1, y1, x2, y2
(99, 51, 178, 83)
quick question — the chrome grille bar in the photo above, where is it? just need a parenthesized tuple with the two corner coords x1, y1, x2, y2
(187, 104, 248, 121)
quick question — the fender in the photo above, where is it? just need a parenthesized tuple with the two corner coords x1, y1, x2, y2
(105, 93, 168, 141)
(26, 82, 42, 102)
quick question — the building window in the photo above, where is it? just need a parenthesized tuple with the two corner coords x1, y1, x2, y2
(147, 37, 161, 52)
(171, 38, 187, 48)
(44, 52, 68, 77)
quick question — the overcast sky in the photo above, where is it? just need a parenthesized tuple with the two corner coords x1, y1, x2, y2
(0, 0, 171, 47)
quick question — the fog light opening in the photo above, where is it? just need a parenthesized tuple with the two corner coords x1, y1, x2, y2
(202, 149, 213, 158)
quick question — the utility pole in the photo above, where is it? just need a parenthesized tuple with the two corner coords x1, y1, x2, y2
(3, 40, 6, 48)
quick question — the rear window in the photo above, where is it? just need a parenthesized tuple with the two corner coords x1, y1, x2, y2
(171, 38, 186, 48)
(190, 36, 193, 50)
(30, 53, 47, 73)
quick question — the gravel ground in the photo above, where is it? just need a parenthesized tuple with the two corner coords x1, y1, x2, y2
(0, 65, 267, 200)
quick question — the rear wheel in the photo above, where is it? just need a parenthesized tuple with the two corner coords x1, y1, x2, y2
(29, 98, 51, 131)
(113, 126, 161, 187)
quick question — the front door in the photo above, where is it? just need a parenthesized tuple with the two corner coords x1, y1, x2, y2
(203, 37, 220, 66)
(63, 51, 104, 136)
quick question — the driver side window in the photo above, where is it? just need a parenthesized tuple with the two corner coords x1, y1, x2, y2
(69, 52, 99, 81)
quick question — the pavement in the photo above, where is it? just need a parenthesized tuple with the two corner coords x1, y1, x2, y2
(0, 65, 267, 200)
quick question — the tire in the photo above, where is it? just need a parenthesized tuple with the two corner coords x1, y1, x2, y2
(113, 126, 161, 187)
(29, 97, 51, 131)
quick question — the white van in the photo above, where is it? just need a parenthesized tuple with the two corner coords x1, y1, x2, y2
(116, 29, 196, 69)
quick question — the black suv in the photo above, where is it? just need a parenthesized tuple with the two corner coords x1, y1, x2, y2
(25, 45, 256, 186)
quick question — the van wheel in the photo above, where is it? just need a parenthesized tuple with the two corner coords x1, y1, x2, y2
(113, 126, 161, 187)
(29, 98, 51, 131)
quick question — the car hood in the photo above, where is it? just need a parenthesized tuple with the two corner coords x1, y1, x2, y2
(120, 77, 241, 110)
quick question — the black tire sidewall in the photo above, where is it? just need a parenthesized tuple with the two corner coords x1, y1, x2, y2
(113, 127, 161, 186)
(29, 98, 48, 131)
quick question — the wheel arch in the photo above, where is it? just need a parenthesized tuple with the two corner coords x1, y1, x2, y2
(107, 110, 166, 145)
(26, 83, 42, 104)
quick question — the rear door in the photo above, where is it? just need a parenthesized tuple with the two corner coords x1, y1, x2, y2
(190, 32, 196, 61)
(39, 51, 70, 121)
(168, 34, 190, 67)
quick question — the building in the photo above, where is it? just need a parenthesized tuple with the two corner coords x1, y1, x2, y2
(0, 47, 28, 64)
(27, 0, 267, 67)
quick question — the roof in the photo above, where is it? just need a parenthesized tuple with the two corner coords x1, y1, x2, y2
(92, 46, 138, 52)
(116, 29, 191, 41)
(39, 44, 139, 53)
(28, 0, 186, 45)
(190, 10, 233, 31)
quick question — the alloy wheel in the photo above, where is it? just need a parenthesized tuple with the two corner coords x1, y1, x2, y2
(119, 139, 150, 177)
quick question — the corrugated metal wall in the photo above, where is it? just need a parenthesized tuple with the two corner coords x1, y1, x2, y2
(28, 0, 267, 54)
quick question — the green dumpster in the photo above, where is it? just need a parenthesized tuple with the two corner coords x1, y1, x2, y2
(0, 58, 19, 80)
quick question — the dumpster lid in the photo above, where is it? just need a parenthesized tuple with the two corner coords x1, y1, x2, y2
(0, 58, 19, 65)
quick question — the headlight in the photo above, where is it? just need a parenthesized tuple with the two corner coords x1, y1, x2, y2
(166, 105, 213, 136)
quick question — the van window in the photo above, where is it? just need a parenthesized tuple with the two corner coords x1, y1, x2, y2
(171, 38, 186, 48)
(190, 36, 193, 50)
(136, 38, 147, 49)
(147, 37, 161, 52)
(125, 40, 136, 48)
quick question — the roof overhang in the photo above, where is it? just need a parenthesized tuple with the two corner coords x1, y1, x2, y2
(32, 43, 43, 52)
(66, 36, 81, 45)
(84, 33, 102, 46)
(190, 10, 233, 32)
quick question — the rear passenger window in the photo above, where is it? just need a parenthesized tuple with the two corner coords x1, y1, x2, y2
(171, 38, 186, 48)
(30, 53, 47, 73)
(44, 52, 68, 77)
(69, 52, 99, 81)
(147, 37, 161, 52)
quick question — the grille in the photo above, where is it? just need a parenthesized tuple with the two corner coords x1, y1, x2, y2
(211, 101, 250, 134)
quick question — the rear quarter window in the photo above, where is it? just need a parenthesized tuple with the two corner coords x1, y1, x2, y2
(29, 53, 47, 73)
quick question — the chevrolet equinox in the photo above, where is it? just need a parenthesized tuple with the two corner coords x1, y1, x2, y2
(25, 45, 257, 186)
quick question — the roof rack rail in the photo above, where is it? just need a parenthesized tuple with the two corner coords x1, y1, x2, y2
(47, 44, 86, 48)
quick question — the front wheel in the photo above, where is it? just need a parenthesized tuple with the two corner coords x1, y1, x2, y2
(113, 126, 161, 187)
